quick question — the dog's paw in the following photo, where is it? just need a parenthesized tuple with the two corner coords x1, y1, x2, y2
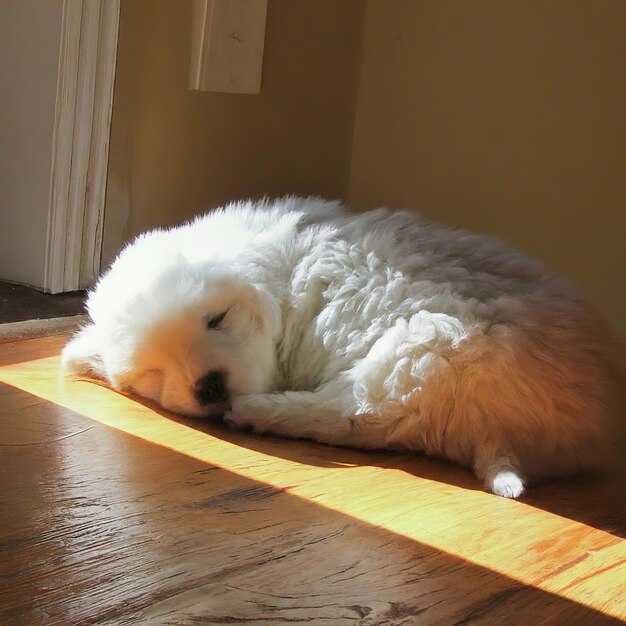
(489, 471, 525, 499)
(224, 396, 265, 432)
(223, 411, 253, 432)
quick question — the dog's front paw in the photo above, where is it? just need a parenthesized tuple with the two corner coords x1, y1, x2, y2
(224, 396, 266, 432)
(223, 411, 253, 432)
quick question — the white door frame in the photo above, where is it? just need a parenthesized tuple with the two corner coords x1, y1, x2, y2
(44, 0, 120, 294)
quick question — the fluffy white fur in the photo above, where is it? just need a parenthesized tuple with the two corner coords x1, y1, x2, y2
(63, 196, 624, 498)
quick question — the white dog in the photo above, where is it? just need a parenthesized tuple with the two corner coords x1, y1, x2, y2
(63, 196, 624, 498)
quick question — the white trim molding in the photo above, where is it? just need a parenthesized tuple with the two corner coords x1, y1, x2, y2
(44, 0, 120, 293)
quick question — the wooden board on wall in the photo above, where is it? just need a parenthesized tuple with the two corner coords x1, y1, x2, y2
(189, 0, 268, 94)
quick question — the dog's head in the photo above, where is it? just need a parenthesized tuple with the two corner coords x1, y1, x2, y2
(62, 234, 281, 418)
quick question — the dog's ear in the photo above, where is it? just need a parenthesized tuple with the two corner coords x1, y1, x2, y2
(239, 283, 281, 339)
(61, 324, 107, 379)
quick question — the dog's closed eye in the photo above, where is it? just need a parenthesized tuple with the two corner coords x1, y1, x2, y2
(206, 310, 228, 330)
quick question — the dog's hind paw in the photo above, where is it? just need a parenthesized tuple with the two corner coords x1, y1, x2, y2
(489, 471, 525, 498)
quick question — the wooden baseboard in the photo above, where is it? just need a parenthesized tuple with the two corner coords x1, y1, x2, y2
(0, 315, 86, 343)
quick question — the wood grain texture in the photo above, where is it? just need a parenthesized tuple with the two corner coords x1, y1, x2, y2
(189, 0, 267, 93)
(0, 334, 624, 625)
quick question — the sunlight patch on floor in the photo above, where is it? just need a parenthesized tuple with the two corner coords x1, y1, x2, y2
(0, 354, 624, 619)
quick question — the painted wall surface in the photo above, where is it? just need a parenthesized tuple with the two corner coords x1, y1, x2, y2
(0, 0, 64, 288)
(105, 0, 625, 334)
(349, 1, 626, 334)
(102, 0, 365, 265)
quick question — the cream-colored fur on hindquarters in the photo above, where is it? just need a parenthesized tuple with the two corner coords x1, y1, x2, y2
(62, 196, 625, 498)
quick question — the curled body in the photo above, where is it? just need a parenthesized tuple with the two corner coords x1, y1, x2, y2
(63, 197, 625, 497)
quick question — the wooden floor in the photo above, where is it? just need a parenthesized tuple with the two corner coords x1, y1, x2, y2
(0, 334, 624, 625)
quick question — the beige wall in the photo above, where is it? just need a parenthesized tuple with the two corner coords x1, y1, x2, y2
(349, 0, 626, 335)
(103, 0, 365, 264)
(0, 0, 64, 288)
(105, 0, 626, 335)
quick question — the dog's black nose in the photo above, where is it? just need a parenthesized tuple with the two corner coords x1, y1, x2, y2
(194, 371, 229, 405)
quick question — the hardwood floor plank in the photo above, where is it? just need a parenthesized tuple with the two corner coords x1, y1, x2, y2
(0, 333, 70, 366)
(0, 335, 624, 624)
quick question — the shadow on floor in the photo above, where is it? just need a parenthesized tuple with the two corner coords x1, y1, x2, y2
(0, 281, 85, 324)
(126, 392, 626, 539)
